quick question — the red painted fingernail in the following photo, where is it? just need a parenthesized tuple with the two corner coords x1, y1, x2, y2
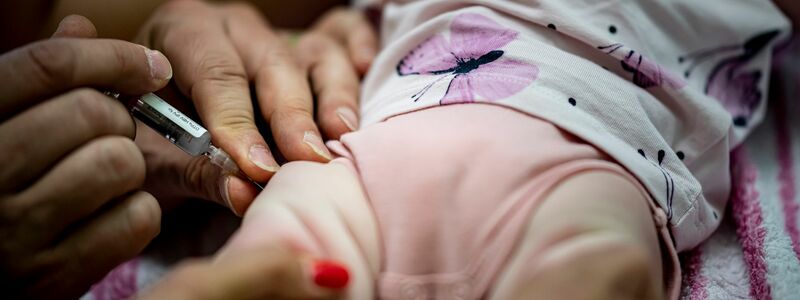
(312, 260, 350, 289)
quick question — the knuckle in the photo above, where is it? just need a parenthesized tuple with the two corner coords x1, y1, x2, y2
(90, 137, 145, 188)
(146, 3, 208, 47)
(203, 101, 256, 132)
(195, 56, 248, 88)
(68, 89, 133, 137)
(124, 193, 161, 243)
(337, 81, 360, 97)
(215, 112, 256, 132)
(297, 32, 334, 48)
(314, 69, 358, 97)
(0, 199, 28, 230)
(108, 42, 135, 78)
(0, 141, 27, 188)
(181, 156, 218, 200)
(270, 102, 313, 123)
(327, 6, 351, 21)
(158, 0, 206, 15)
(261, 47, 299, 69)
(69, 88, 110, 123)
(295, 34, 338, 60)
(70, 89, 113, 133)
(50, 234, 87, 265)
(26, 40, 77, 87)
(223, 1, 258, 15)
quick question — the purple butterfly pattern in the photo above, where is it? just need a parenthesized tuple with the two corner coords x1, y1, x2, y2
(397, 13, 539, 104)
(679, 30, 780, 127)
(598, 43, 686, 90)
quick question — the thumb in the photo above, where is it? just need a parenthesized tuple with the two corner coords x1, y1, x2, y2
(136, 120, 259, 215)
(135, 246, 349, 300)
(175, 154, 261, 216)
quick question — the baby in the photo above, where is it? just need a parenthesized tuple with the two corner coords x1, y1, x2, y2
(217, 1, 791, 299)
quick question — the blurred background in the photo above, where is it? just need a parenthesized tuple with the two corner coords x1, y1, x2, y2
(0, 0, 348, 52)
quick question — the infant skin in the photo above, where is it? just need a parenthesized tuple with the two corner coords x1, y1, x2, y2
(218, 105, 667, 300)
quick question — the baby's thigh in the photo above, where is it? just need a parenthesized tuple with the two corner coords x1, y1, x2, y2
(219, 161, 381, 299)
(489, 170, 664, 300)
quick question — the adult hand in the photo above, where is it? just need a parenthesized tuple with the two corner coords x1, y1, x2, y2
(137, 0, 335, 182)
(138, 0, 376, 213)
(0, 15, 170, 298)
(292, 7, 379, 140)
(136, 244, 349, 300)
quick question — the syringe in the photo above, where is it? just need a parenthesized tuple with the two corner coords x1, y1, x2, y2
(105, 91, 264, 190)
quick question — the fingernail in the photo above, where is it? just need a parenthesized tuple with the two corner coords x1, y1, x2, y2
(248, 145, 280, 173)
(312, 260, 350, 289)
(218, 176, 239, 216)
(303, 131, 333, 161)
(144, 48, 172, 81)
(336, 107, 359, 132)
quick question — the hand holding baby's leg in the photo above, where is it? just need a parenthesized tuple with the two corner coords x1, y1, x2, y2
(491, 171, 664, 300)
(217, 161, 380, 299)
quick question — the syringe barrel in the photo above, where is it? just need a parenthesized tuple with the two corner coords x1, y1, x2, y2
(106, 91, 263, 190)
(123, 93, 212, 156)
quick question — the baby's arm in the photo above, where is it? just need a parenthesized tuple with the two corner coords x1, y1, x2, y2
(217, 161, 380, 299)
(490, 171, 665, 300)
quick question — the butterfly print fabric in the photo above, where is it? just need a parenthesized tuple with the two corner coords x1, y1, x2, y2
(638, 149, 678, 220)
(355, 0, 789, 254)
(680, 30, 781, 127)
(396, 13, 539, 104)
(598, 43, 686, 90)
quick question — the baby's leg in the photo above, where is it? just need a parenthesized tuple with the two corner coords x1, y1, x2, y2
(490, 170, 664, 300)
(216, 161, 381, 299)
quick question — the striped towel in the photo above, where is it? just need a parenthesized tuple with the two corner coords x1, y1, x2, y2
(680, 39, 800, 300)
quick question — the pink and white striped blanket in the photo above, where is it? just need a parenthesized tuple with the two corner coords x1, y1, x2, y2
(680, 40, 800, 300)
(83, 40, 800, 300)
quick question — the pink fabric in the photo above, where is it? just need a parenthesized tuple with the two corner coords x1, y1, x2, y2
(450, 12, 517, 59)
(397, 13, 539, 105)
(775, 94, 800, 261)
(730, 148, 771, 299)
(89, 259, 139, 300)
(681, 248, 709, 300)
(361, 0, 789, 253)
(332, 104, 680, 299)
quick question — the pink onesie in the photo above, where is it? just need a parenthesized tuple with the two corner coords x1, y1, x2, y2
(323, 1, 787, 297)
(327, 104, 680, 299)
(226, 1, 789, 299)
(354, 0, 790, 253)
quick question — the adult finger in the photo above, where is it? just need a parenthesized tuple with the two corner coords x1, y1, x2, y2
(0, 89, 135, 192)
(0, 38, 172, 119)
(51, 15, 97, 38)
(222, 3, 332, 162)
(174, 155, 261, 216)
(137, 246, 348, 300)
(35, 191, 160, 299)
(313, 8, 378, 74)
(142, 0, 279, 182)
(8, 136, 146, 249)
(295, 33, 360, 140)
(137, 125, 260, 216)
